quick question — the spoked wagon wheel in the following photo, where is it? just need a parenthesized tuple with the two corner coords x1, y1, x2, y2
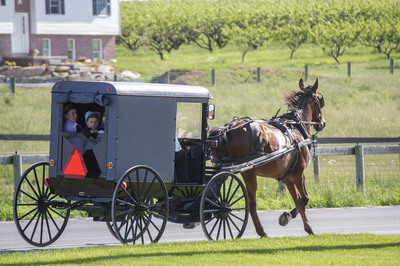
(106, 214, 153, 243)
(13, 162, 70, 247)
(200, 172, 249, 240)
(111, 165, 169, 244)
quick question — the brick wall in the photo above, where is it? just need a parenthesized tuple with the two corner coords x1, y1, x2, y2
(0, 34, 12, 65)
(30, 35, 116, 60)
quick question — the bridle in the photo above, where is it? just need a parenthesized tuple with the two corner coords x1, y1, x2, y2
(307, 89, 325, 132)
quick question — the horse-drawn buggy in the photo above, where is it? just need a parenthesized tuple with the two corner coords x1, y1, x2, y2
(13, 79, 325, 247)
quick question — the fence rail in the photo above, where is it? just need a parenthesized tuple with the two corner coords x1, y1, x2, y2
(1, 135, 399, 194)
(156, 60, 397, 86)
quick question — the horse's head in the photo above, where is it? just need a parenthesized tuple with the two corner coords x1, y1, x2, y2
(299, 78, 326, 132)
(286, 79, 326, 133)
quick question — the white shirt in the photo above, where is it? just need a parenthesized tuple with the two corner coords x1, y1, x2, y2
(175, 135, 182, 152)
(64, 120, 80, 132)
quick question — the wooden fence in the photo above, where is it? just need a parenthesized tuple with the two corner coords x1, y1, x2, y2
(312, 136, 400, 194)
(159, 59, 397, 86)
(1, 135, 399, 194)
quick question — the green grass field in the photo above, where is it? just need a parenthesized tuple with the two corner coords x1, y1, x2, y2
(0, 234, 399, 265)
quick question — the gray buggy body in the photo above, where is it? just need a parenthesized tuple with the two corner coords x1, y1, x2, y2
(49, 81, 212, 197)
(13, 80, 250, 247)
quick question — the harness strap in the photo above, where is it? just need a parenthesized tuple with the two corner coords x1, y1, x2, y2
(212, 117, 264, 165)
(211, 152, 265, 165)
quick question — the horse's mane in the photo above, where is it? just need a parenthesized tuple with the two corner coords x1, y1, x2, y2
(285, 90, 306, 111)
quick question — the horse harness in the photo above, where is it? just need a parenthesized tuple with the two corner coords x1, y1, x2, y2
(210, 115, 308, 167)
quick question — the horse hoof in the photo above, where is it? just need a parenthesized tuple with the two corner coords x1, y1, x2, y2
(260, 234, 268, 239)
(279, 212, 292, 226)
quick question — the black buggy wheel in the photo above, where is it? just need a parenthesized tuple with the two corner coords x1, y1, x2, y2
(13, 162, 70, 247)
(106, 212, 154, 243)
(200, 172, 249, 240)
(111, 165, 169, 244)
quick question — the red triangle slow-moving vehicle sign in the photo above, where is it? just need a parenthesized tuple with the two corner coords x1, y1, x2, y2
(62, 149, 87, 179)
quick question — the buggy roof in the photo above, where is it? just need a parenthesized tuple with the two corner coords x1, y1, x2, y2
(52, 81, 213, 100)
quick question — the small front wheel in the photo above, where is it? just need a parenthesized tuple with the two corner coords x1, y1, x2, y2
(111, 165, 169, 244)
(200, 172, 249, 240)
(13, 162, 70, 247)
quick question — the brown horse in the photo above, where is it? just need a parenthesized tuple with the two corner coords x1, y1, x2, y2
(208, 79, 325, 237)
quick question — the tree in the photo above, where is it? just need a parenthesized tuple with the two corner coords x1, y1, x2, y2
(309, 19, 362, 64)
(359, 2, 400, 60)
(117, 2, 145, 51)
(185, 3, 233, 52)
(227, 19, 270, 63)
(142, 4, 190, 60)
(272, 8, 310, 59)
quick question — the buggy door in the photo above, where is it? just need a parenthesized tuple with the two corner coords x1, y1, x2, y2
(114, 96, 176, 183)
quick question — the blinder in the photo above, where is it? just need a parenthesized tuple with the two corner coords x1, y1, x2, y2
(319, 95, 325, 108)
(306, 89, 324, 109)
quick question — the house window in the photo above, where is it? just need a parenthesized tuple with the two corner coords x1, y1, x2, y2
(45, 0, 65, 15)
(67, 39, 75, 60)
(1, 0, 6, 7)
(93, 0, 111, 16)
(42, 38, 51, 56)
(92, 39, 102, 60)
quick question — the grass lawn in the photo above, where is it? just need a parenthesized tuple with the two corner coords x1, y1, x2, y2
(0, 234, 399, 265)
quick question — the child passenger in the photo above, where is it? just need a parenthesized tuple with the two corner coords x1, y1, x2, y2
(63, 103, 81, 132)
(81, 111, 104, 138)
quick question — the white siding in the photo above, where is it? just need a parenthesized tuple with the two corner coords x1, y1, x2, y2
(31, 0, 120, 35)
(0, 2, 15, 34)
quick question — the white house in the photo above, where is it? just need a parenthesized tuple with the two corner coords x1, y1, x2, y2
(0, 0, 120, 66)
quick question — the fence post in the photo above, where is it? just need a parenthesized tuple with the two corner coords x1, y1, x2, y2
(211, 69, 216, 86)
(278, 180, 286, 193)
(10, 76, 16, 95)
(13, 152, 22, 201)
(355, 145, 365, 194)
(390, 58, 394, 74)
(164, 71, 169, 84)
(313, 156, 320, 183)
(304, 65, 308, 81)
(347, 62, 352, 77)
(257, 67, 261, 83)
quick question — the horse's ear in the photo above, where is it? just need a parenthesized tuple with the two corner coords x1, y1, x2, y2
(299, 79, 305, 91)
(312, 78, 318, 92)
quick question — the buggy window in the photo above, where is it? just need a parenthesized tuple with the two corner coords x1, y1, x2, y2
(60, 102, 107, 178)
(176, 102, 201, 139)
(62, 102, 106, 132)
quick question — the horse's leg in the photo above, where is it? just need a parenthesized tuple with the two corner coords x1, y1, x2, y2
(297, 173, 314, 235)
(242, 170, 268, 238)
(278, 177, 300, 226)
(284, 172, 314, 234)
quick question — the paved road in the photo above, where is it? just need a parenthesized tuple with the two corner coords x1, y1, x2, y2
(1, 206, 399, 253)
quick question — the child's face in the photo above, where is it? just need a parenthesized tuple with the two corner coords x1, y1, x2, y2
(65, 108, 77, 122)
(86, 117, 100, 130)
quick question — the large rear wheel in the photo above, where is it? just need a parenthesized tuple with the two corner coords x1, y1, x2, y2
(111, 165, 169, 244)
(200, 172, 249, 240)
(13, 162, 70, 247)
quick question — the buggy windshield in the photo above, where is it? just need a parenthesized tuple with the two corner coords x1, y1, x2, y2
(176, 102, 202, 139)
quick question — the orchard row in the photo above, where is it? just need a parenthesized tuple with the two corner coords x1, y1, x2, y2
(118, 0, 400, 63)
